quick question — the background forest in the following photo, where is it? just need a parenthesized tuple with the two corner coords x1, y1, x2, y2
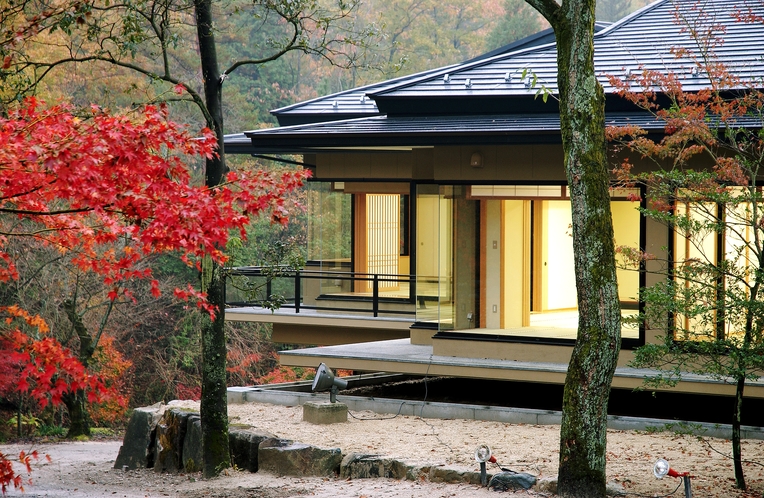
(1, 0, 649, 437)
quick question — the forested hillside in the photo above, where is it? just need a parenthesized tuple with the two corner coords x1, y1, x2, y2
(0, 0, 650, 437)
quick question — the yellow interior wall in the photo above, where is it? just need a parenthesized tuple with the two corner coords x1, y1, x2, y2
(416, 193, 452, 307)
(543, 201, 577, 310)
(485, 201, 502, 329)
(501, 200, 527, 327)
(416, 195, 440, 279)
(611, 201, 641, 303)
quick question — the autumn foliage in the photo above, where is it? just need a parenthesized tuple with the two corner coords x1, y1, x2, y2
(0, 98, 306, 303)
(0, 97, 307, 492)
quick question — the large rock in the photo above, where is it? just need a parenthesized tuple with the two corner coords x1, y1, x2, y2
(258, 438, 342, 477)
(340, 453, 408, 479)
(229, 426, 276, 473)
(488, 471, 537, 492)
(181, 415, 203, 472)
(154, 408, 194, 473)
(114, 403, 164, 470)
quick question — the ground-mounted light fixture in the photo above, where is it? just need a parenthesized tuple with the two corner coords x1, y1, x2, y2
(475, 444, 497, 486)
(311, 362, 348, 403)
(654, 458, 692, 498)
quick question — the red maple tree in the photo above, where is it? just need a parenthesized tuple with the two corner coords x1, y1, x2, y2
(0, 97, 307, 492)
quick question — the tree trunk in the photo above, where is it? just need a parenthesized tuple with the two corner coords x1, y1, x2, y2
(733, 375, 745, 489)
(525, 1, 622, 496)
(63, 390, 91, 438)
(62, 298, 94, 438)
(194, 0, 230, 477)
(199, 262, 231, 477)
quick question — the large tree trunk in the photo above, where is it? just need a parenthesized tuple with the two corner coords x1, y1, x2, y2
(62, 298, 95, 439)
(555, 3, 621, 497)
(524, 1, 621, 496)
(63, 390, 91, 438)
(195, 0, 230, 478)
(199, 263, 231, 477)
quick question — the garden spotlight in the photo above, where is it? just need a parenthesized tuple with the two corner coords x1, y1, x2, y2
(311, 363, 348, 403)
(653, 458, 692, 498)
(475, 444, 496, 486)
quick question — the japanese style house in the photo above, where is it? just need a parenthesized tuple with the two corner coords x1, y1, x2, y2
(225, 0, 764, 400)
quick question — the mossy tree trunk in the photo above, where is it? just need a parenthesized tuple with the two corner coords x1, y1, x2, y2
(524, 1, 621, 496)
(62, 297, 99, 438)
(195, 0, 231, 478)
(62, 390, 91, 438)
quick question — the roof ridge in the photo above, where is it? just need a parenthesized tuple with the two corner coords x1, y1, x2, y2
(270, 65, 459, 115)
(593, 0, 669, 38)
(369, 0, 670, 98)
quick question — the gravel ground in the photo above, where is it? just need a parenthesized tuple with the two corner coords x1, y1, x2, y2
(2, 400, 764, 497)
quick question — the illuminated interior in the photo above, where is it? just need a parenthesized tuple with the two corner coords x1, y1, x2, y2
(418, 185, 642, 340)
(672, 192, 761, 342)
(307, 181, 643, 342)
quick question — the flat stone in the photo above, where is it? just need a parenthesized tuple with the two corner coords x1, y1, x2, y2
(340, 453, 408, 479)
(229, 427, 276, 473)
(114, 403, 164, 470)
(429, 467, 483, 485)
(303, 401, 348, 424)
(406, 465, 432, 481)
(258, 438, 342, 477)
(488, 471, 537, 492)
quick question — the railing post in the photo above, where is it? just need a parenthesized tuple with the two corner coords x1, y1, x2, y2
(266, 278, 272, 304)
(373, 274, 379, 317)
(295, 269, 301, 313)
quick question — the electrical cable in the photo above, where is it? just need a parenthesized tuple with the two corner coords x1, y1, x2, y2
(344, 399, 408, 420)
(415, 354, 455, 453)
(618, 479, 683, 498)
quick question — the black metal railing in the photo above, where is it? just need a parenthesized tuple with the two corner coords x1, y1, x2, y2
(226, 266, 417, 318)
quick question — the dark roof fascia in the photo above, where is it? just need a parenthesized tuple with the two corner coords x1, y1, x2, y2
(369, 91, 668, 117)
(228, 108, 763, 156)
(231, 112, 660, 154)
(371, 95, 560, 116)
(233, 133, 564, 155)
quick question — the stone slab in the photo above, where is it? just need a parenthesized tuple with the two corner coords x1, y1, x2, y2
(259, 438, 342, 477)
(303, 401, 348, 424)
(114, 403, 163, 470)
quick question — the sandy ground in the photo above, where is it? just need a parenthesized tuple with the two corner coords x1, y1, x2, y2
(2, 401, 764, 497)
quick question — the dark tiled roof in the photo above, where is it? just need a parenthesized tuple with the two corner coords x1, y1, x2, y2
(236, 112, 691, 152)
(227, 0, 764, 154)
(270, 24, 576, 125)
(372, 0, 764, 102)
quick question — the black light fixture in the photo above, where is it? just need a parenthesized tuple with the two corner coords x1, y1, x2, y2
(470, 152, 483, 168)
(311, 363, 348, 403)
